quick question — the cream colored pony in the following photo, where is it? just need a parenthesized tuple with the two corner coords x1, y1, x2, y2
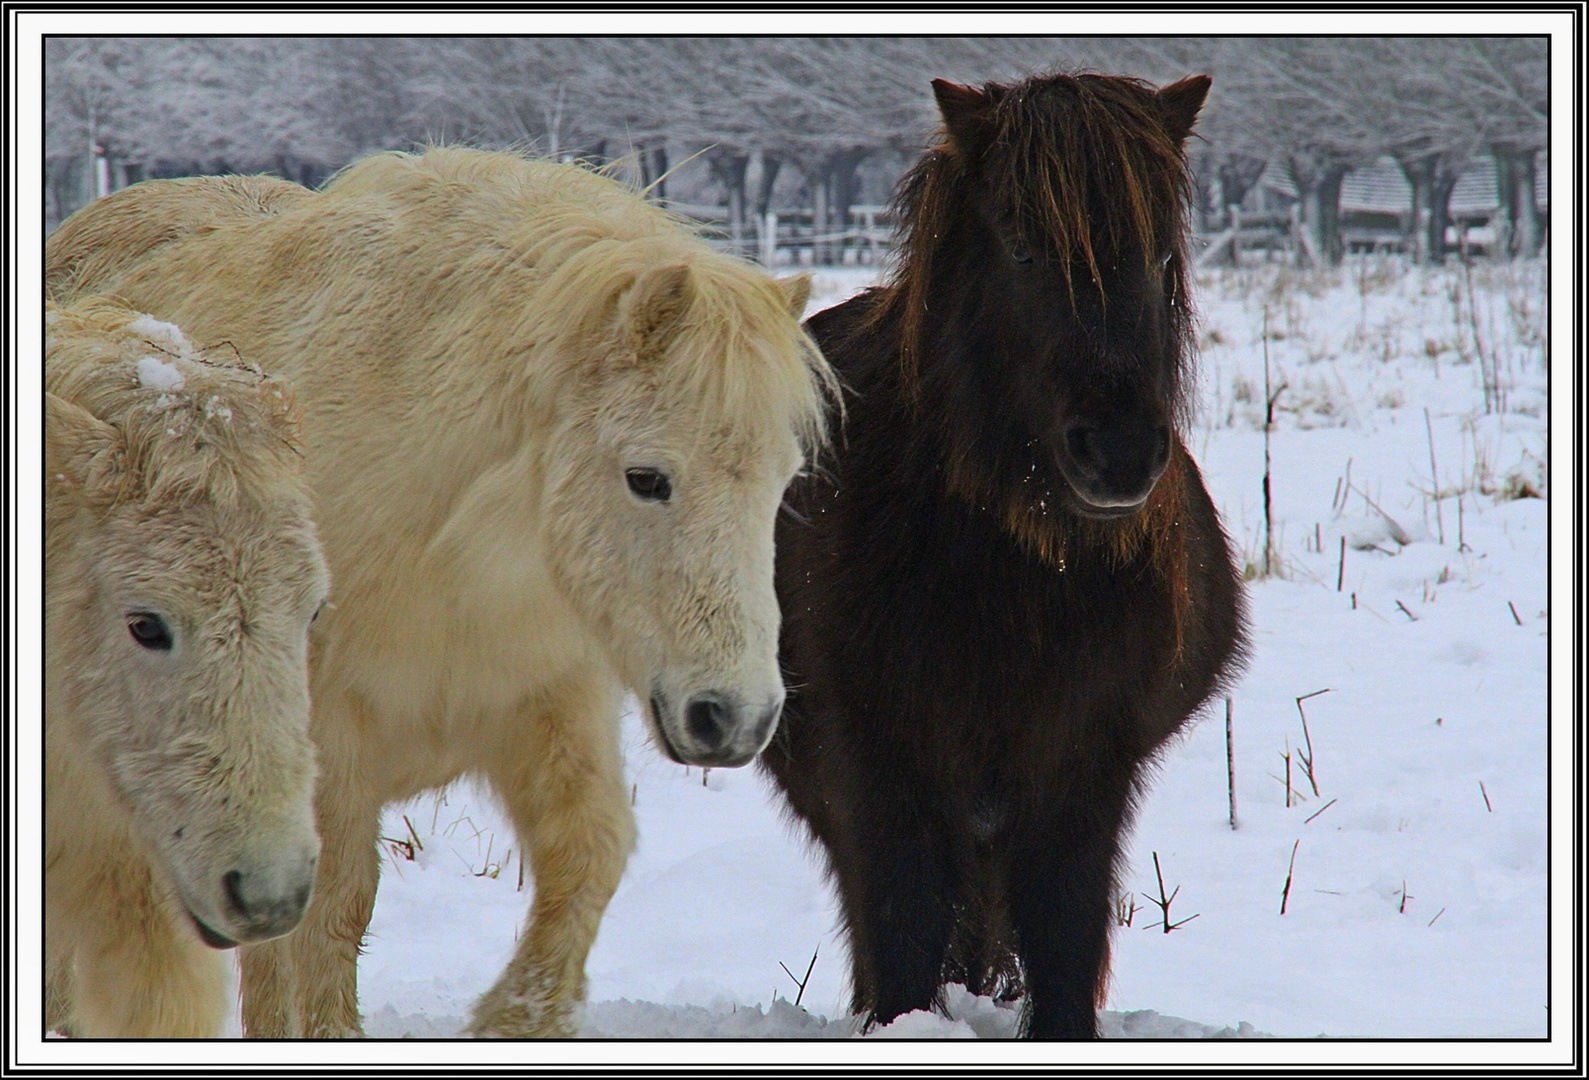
(45, 297, 329, 1037)
(51, 149, 835, 1038)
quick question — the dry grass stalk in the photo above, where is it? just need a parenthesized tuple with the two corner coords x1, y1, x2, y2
(1279, 839, 1300, 915)
(1425, 407, 1445, 544)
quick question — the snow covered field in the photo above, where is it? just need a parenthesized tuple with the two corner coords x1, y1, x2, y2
(341, 257, 1560, 1052)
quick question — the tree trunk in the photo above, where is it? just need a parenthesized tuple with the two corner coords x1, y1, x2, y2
(1287, 155, 1348, 267)
(710, 152, 750, 256)
(1492, 147, 1540, 259)
(642, 145, 669, 201)
(828, 148, 868, 264)
(1429, 169, 1459, 266)
(749, 151, 782, 220)
(1489, 147, 1515, 260)
(1396, 154, 1435, 263)
(811, 163, 828, 265)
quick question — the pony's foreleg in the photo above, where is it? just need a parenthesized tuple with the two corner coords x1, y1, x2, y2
(285, 757, 382, 1038)
(830, 785, 958, 1030)
(239, 934, 306, 1037)
(467, 681, 634, 1038)
(1006, 771, 1131, 1040)
(241, 710, 381, 1040)
(59, 851, 231, 1038)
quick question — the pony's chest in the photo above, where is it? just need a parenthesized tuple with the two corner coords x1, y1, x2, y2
(816, 479, 1174, 730)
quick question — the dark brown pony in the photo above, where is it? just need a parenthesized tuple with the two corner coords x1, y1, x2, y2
(763, 72, 1248, 1039)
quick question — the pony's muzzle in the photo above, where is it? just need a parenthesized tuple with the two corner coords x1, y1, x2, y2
(672, 691, 783, 768)
(1060, 421, 1171, 515)
(214, 852, 318, 946)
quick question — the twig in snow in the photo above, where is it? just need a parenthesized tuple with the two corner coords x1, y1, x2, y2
(1398, 880, 1414, 914)
(778, 945, 820, 1008)
(1508, 601, 1522, 626)
(1479, 781, 1493, 812)
(1225, 697, 1238, 830)
(1279, 839, 1300, 915)
(1395, 600, 1419, 622)
(1294, 689, 1329, 797)
(1425, 407, 1445, 545)
(1260, 309, 1287, 578)
(1336, 535, 1346, 592)
(1303, 797, 1338, 825)
(1427, 908, 1446, 927)
(1149, 851, 1198, 932)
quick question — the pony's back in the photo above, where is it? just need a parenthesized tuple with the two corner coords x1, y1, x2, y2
(47, 174, 311, 303)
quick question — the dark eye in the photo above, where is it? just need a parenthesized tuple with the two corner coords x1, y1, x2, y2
(1011, 242, 1033, 265)
(1160, 250, 1174, 269)
(127, 613, 173, 651)
(625, 468, 672, 502)
(310, 601, 326, 625)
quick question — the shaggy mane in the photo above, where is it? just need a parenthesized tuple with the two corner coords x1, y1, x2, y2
(319, 147, 838, 455)
(46, 298, 304, 508)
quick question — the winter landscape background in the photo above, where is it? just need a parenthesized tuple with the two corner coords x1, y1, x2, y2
(21, 21, 1571, 1069)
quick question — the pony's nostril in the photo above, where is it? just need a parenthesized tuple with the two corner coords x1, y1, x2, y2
(1066, 425, 1102, 469)
(684, 695, 730, 750)
(222, 869, 247, 918)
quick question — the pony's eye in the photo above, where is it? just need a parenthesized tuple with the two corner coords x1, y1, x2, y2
(127, 613, 173, 651)
(310, 600, 327, 626)
(625, 468, 672, 502)
(1159, 250, 1174, 268)
(1011, 243, 1033, 265)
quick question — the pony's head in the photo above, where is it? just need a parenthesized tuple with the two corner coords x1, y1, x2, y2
(889, 71, 1210, 522)
(46, 299, 329, 949)
(477, 174, 835, 767)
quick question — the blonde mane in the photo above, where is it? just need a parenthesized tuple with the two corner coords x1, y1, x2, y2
(46, 297, 304, 508)
(315, 148, 836, 453)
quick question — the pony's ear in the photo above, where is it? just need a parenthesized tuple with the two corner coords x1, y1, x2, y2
(1157, 75, 1212, 144)
(932, 79, 997, 158)
(776, 274, 811, 320)
(624, 263, 697, 360)
(46, 391, 122, 493)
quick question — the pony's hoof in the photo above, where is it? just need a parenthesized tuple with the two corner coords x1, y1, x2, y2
(467, 994, 581, 1039)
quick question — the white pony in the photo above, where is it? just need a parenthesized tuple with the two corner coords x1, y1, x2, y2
(51, 148, 836, 1037)
(45, 297, 329, 1037)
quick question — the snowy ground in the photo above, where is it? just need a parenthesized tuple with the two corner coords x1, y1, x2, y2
(337, 257, 1558, 1050)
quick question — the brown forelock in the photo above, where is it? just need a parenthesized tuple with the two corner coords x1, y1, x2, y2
(876, 72, 1197, 404)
